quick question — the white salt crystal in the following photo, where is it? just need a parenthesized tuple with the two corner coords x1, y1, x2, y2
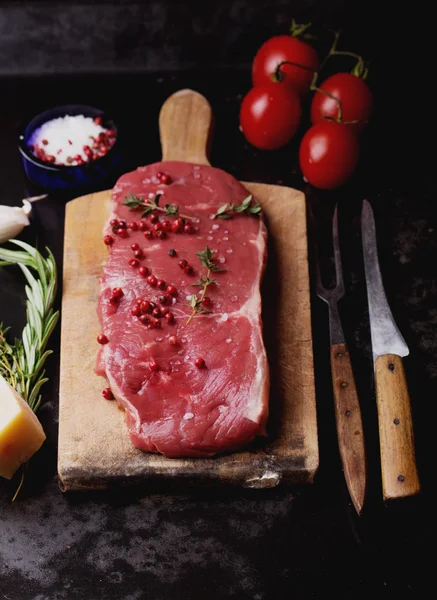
(28, 114, 112, 166)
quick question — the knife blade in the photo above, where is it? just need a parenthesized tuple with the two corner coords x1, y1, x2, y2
(361, 200, 420, 501)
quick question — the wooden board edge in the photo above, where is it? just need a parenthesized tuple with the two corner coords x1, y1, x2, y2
(243, 183, 319, 484)
(58, 455, 318, 492)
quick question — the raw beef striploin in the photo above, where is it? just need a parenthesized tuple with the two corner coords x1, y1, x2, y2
(96, 162, 269, 457)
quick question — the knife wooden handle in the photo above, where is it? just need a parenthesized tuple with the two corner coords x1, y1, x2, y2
(375, 354, 420, 501)
(331, 343, 367, 514)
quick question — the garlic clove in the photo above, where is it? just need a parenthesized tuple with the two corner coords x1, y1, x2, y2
(0, 205, 30, 244)
(22, 199, 32, 217)
(21, 194, 48, 216)
(0, 195, 47, 244)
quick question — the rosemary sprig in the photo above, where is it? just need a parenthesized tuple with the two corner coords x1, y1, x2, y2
(186, 246, 223, 325)
(0, 240, 59, 414)
(213, 194, 262, 219)
(123, 192, 194, 220)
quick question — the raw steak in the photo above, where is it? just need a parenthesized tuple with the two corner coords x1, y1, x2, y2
(96, 162, 269, 457)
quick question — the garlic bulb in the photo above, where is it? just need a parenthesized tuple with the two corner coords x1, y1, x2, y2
(0, 195, 47, 244)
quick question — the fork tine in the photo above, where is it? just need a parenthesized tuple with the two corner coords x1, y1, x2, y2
(314, 253, 327, 299)
(332, 203, 345, 297)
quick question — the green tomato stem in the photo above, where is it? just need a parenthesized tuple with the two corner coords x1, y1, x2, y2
(273, 60, 317, 83)
(289, 19, 313, 39)
(318, 29, 368, 80)
(310, 72, 343, 122)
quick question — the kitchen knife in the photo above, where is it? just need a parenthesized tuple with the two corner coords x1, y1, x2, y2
(361, 200, 420, 501)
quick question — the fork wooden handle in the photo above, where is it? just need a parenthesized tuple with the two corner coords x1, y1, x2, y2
(331, 343, 367, 514)
(374, 354, 420, 501)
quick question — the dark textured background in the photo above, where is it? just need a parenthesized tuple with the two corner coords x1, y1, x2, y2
(0, 1, 435, 599)
(0, 0, 412, 74)
(1, 0, 352, 74)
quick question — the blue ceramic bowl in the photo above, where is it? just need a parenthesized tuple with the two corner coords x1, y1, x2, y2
(18, 104, 121, 191)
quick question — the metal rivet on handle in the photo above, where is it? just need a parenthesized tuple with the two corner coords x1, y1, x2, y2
(337, 352, 343, 358)
(397, 475, 405, 482)
(340, 381, 348, 388)
(345, 410, 351, 416)
(388, 363, 395, 371)
(394, 418, 400, 425)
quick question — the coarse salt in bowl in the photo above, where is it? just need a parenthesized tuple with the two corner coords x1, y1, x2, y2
(18, 104, 121, 191)
(28, 114, 116, 166)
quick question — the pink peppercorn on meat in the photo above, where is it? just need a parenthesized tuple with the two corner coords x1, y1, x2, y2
(96, 162, 269, 457)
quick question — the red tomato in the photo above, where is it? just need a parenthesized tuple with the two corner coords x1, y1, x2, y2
(252, 35, 320, 98)
(310, 73, 374, 133)
(299, 121, 360, 189)
(239, 84, 302, 150)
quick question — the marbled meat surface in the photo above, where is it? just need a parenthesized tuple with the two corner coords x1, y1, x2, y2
(96, 162, 269, 457)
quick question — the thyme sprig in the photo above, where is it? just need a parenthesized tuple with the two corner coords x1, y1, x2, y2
(186, 246, 223, 325)
(213, 194, 262, 219)
(123, 192, 194, 220)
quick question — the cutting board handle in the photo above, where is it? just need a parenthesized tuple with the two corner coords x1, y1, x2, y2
(159, 89, 212, 165)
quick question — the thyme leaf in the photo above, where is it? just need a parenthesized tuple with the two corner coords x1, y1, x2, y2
(213, 195, 262, 219)
(187, 295, 211, 316)
(164, 203, 179, 216)
(123, 192, 194, 220)
(192, 276, 217, 288)
(122, 192, 147, 210)
(186, 247, 223, 324)
(196, 246, 224, 272)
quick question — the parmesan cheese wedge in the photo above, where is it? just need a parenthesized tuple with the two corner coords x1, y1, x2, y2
(0, 374, 46, 479)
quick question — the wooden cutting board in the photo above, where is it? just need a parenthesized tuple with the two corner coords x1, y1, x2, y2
(58, 89, 318, 491)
